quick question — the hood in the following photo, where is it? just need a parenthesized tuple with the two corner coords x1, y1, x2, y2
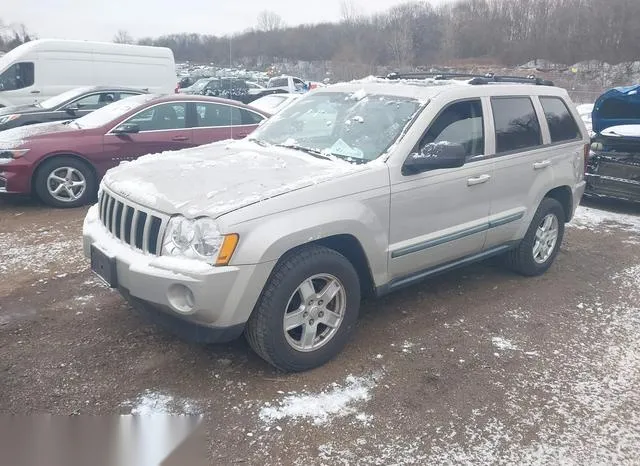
(0, 103, 43, 116)
(102, 140, 367, 218)
(0, 121, 79, 148)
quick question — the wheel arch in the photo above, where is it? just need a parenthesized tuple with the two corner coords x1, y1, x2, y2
(274, 234, 377, 299)
(544, 185, 573, 222)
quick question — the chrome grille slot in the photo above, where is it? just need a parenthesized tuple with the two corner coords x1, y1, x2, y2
(97, 189, 166, 255)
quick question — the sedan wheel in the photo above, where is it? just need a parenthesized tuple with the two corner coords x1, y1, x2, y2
(34, 157, 95, 208)
(46, 167, 87, 203)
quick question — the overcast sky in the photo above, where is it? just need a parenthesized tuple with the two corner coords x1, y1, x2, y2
(5, 0, 444, 42)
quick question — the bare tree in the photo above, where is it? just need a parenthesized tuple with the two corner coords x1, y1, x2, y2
(113, 29, 133, 44)
(340, 0, 363, 24)
(256, 11, 284, 32)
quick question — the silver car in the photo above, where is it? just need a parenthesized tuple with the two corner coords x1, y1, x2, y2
(83, 77, 588, 371)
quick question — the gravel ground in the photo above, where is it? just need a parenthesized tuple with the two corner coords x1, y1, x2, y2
(1, 195, 639, 465)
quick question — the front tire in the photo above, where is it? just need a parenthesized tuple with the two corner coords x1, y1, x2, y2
(506, 197, 565, 276)
(245, 245, 361, 372)
(34, 156, 95, 208)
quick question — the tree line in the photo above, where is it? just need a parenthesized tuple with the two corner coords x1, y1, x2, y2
(4, 0, 640, 74)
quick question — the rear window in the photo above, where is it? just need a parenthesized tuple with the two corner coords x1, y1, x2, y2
(268, 78, 288, 88)
(540, 97, 581, 143)
(492, 97, 542, 154)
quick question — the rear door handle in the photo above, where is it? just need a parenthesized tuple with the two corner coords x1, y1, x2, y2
(467, 174, 491, 186)
(30, 90, 40, 94)
(171, 136, 189, 141)
(533, 160, 551, 170)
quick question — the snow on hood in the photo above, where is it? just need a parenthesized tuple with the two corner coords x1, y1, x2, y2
(600, 125, 640, 138)
(102, 139, 367, 218)
(0, 121, 74, 148)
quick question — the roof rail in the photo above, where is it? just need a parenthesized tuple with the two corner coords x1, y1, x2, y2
(385, 71, 554, 86)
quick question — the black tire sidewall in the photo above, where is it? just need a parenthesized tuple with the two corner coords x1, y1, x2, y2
(257, 249, 361, 371)
(35, 157, 95, 208)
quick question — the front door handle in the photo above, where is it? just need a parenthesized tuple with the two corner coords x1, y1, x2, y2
(171, 136, 189, 141)
(533, 160, 551, 170)
(30, 90, 41, 94)
(467, 174, 491, 186)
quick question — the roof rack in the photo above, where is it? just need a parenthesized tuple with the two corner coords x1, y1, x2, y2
(385, 71, 554, 86)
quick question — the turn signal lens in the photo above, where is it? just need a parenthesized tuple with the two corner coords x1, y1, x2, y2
(216, 234, 239, 266)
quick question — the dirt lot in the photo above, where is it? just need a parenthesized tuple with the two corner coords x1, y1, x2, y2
(1, 194, 639, 465)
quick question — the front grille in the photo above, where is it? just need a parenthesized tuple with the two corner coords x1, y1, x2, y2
(98, 190, 166, 254)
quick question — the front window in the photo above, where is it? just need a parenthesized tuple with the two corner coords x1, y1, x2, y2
(0, 62, 35, 91)
(72, 94, 156, 129)
(67, 92, 117, 110)
(39, 87, 93, 109)
(250, 91, 421, 163)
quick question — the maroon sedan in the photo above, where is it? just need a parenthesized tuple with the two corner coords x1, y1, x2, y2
(0, 94, 268, 207)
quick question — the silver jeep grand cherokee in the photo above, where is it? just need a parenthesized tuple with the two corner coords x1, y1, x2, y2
(83, 75, 588, 371)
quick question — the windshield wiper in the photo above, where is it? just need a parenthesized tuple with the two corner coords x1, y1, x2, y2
(274, 143, 332, 160)
(247, 137, 268, 147)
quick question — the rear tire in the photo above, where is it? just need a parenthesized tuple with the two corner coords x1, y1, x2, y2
(34, 156, 95, 208)
(245, 245, 361, 372)
(505, 197, 565, 276)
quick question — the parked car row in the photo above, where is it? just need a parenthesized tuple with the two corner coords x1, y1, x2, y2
(0, 94, 269, 206)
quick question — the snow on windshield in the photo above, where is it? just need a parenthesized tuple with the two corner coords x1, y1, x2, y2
(74, 94, 156, 129)
(39, 87, 94, 109)
(250, 91, 421, 163)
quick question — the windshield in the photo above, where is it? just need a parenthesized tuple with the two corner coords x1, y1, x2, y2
(39, 87, 93, 109)
(251, 94, 289, 113)
(72, 94, 156, 129)
(250, 91, 421, 162)
(191, 79, 213, 92)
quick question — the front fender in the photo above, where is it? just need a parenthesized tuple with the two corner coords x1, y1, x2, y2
(228, 195, 390, 287)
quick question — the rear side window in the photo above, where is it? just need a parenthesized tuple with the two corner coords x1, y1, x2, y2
(540, 97, 581, 142)
(492, 97, 542, 153)
(195, 103, 242, 127)
(240, 109, 265, 125)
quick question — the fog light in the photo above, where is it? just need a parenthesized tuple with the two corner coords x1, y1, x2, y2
(167, 284, 196, 314)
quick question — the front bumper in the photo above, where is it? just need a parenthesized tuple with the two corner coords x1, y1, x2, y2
(0, 159, 33, 194)
(585, 173, 640, 203)
(82, 205, 276, 342)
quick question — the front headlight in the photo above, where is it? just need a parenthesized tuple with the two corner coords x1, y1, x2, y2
(0, 148, 29, 165)
(0, 114, 20, 126)
(162, 216, 238, 266)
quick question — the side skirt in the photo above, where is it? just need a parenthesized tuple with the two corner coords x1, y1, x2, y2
(376, 242, 517, 297)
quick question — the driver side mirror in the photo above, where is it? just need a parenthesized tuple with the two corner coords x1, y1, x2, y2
(403, 142, 467, 175)
(65, 105, 79, 115)
(112, 122, 140, 134)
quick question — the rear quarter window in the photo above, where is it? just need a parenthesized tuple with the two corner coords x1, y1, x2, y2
(491, 97, 542, 154)
(540, 97, 581, 142)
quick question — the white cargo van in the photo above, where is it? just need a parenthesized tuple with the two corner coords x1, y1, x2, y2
(0, 39, 176, 107)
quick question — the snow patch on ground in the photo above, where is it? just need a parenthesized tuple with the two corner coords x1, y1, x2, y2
(569, 206, 640, 233)
(122, 390, 200, 415)
(0, 230, 84, 276)
(258, 374, 378, 426)
(422, 263, 640, 464)
(491, 336, 519, 351)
